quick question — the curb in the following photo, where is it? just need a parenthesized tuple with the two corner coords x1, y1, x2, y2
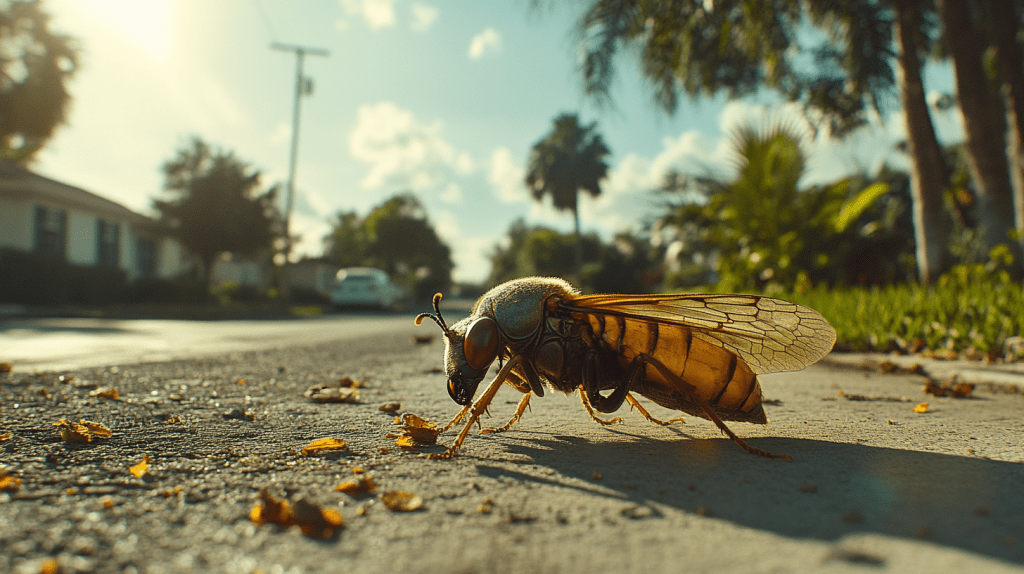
(821, 352, 1024, 392)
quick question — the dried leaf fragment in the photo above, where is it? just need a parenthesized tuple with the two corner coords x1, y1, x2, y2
(89, 387, 120, 400)
(923, 380, 975, 398)
(337, 376, 364, 388)
(250, 489, 293, 526)
(0, 432, 12, 443)
(300, 438, 348, 456)
(913, 402, 930, 413)
(80, 420, 112, 438)
(392, 435, 417, 450)
(0, 468, 21, 493)
(378, 401, 401, 413)
(54, 419, 111, 443)
(336, 475, 376, 496)
(390, 413, 439, 447)
(304, 383, 360, 404)
(0, 361, 11, 374)
(380, 490, 423, 512)
(129, 455, 151, 479)
(249, 489, 343, 539)
(40, 558, 59, 574)
(292, 498, 344, 539)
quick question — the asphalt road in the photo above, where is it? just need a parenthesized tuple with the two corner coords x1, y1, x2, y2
(1, 314, 1022, 574)
(0, 313, 417, 372)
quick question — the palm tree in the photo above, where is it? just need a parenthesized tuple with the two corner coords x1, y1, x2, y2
(525, 113, 611, 274)
(572, 0, 956, 282)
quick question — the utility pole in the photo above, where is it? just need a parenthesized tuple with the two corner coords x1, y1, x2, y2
(271, 42, 329, 271)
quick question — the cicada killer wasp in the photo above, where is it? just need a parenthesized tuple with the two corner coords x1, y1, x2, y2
(414, 277, 836, 460)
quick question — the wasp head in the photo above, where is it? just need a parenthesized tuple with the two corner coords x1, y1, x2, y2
(415, 293, 500, 406)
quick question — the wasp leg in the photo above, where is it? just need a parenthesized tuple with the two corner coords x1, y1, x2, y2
(438, 403, 473, 434)
(428, 355, 522, 460)
(517, 358, 545, 397)
(625, 394, 686, 426)
(578, 387, 623, 425)
(637, 353, 792, 461)
(582, 349, 634, 413)
(481, 392, 532, 434)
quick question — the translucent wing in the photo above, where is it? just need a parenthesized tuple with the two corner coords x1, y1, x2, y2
(559, 293, 836, 375)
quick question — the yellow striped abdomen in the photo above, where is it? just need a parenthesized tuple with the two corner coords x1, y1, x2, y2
(579, 313, 767, 424)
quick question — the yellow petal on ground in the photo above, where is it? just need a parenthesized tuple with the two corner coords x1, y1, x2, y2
(913, 402, 929, 413)
(300, 437, 348, 456)
(130, 455, 151, 478)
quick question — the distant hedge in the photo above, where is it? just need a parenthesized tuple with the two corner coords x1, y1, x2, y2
(0, 248, 205, 306)
(0, 248, 125, 305)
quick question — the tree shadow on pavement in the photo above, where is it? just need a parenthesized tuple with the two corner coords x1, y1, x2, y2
(478, 434, 1024, 566)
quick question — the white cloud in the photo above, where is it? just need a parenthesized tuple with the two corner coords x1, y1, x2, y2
(338, 0, 396, 30)
(348, 102, 470, 200)
(410, 3, 438, 31)
(488, 147, 527, 203)
(441, 182, 462, 203)
(434, 209, 461, 240)
(468, 28, 501, 59)
(455, 152, 474, 174)
(434, 211, 493, 283)
(531, 121, 740, 238)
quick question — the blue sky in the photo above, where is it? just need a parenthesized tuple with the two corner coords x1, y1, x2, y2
(36, 0, 963, 283)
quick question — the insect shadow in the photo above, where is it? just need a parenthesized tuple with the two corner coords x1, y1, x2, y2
(477, 434, 1023, 566)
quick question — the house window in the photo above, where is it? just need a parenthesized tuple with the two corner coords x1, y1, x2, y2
(137, 237, 156, 278)
(34, 205, 66, 257)
(97, 219, 120, 267)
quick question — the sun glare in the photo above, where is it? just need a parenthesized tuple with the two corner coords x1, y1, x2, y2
(86, 0, 173, 59)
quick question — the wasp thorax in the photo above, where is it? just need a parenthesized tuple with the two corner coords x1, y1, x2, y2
(463, 317, 499, 371)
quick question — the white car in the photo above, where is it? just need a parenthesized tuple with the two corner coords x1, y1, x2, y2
(330, 268, 405, 310)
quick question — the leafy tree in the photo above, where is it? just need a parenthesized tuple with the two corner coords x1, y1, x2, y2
(654, 125, 915, 291)
(488, 218, 657, 293)
(324, 211, 368, 268)
(0, 0, 78, 163)
(525, 113, 611, 274)
(568, 0, 956, 282)
(323, 193, 453, 301)
(154, 137, 280, 289)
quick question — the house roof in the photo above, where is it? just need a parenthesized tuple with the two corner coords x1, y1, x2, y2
(0, 158, 161, 230)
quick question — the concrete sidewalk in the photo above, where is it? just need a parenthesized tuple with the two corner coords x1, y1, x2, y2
(822, 352, 1024, 391)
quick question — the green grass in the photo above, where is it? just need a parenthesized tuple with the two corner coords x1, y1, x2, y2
(785, 264, 1024, 360)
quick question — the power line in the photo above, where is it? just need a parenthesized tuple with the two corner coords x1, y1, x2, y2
(250, 0, 278, 43)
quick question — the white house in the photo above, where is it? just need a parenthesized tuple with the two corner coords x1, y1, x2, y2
(0, 158, 188, 282)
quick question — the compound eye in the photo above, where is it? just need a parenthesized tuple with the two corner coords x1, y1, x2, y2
(464, 317, 499, 371)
